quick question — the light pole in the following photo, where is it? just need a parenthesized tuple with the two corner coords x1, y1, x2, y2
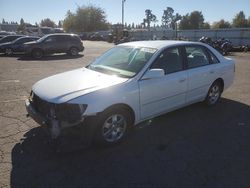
(122, 0, 126, 28)
(175, 20, 180, 39)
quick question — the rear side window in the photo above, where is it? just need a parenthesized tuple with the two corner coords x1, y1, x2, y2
(55, 35, 70, 42)
(72, 36, 81, 42)
(185, 46, 210, 69)
(58, 35, 81, 43)
(52, 35, 80, 43)
(151, 47, 183, 74)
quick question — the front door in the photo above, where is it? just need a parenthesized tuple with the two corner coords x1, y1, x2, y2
(139, 47, 188, 120)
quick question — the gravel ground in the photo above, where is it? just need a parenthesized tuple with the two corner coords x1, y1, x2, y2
(0, 41, 250, 188)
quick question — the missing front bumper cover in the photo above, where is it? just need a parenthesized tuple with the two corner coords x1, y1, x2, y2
(25, 99, 85, 139)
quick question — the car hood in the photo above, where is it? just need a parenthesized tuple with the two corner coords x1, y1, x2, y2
(32, 68, 128, 103)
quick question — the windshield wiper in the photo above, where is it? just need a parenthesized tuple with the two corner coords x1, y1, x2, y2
(89, 65, 131, 78)
(89, 66, 119, 74)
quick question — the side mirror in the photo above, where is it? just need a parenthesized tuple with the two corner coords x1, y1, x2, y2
(141, 69, 165, 80)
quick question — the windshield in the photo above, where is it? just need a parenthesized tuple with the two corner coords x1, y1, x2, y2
(0, 36, 16, 43)
(12, 37, 26, 44)
(87, 46, 157, 78)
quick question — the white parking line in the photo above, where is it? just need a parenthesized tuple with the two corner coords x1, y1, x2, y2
(0, 80, 20, 83)
(0, 96, 27, 103)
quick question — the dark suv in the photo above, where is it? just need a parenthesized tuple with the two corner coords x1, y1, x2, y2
(24, 33, 84, 58)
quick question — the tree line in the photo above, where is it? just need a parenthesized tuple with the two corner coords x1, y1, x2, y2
(140, 8, 250, 30)
(3, 4, 250, 33)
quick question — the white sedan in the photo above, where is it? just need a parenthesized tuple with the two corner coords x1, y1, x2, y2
(25, 40, 235, 145)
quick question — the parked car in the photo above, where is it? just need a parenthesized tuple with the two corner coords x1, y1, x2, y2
(0, 35, 24, 44)
(0, 31, 15, 36)
(23, 33, 84, 59)
(25, 40, 235, 146)
(79, 33, 88, 40)
(89, 32, 105, 41)
(0, 36, 39, 55)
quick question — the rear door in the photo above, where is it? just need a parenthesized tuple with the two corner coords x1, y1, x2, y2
(139, 46, 188, 120)
(184, 45, 220, 104)
(56, 35, 70, 52)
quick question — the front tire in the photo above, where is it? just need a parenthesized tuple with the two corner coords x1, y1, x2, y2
(205, 81, 222, 106)
(32, 49, 43, 59)
(94, 108, 132, 145)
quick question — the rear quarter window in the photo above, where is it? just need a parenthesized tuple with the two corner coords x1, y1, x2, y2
(72, 36, 81, 42)
(207, 49, 220, 64)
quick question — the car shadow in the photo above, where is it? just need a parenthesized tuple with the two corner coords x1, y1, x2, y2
(17, 54, 84, 61)
(0, 54, 22, 58)
(11, 98, 250, 188)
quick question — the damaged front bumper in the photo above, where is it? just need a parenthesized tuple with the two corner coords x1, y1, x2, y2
(25, 99, 86, 139)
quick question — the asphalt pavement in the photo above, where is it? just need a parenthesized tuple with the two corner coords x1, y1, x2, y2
(0, 41, 250, 188)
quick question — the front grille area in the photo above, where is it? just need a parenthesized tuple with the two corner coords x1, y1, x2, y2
(32, 93, 53, 118)
(55, 104, 82, 123)
(31, 92, 82, 123)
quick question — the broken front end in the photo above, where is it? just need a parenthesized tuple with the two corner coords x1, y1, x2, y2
(25, 91, 87, 139)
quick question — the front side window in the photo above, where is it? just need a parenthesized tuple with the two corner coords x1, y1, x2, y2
(185, 46, 209, 69)
(151, 47, 183, 74)
(37, 35, 48, 42)
(44, 36, 56, 43)
(87, 46, 157, 78)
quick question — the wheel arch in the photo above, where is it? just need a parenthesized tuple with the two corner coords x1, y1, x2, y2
(5, 47, 13, 54)
(6, 47, 13, 50)
(214, 78, 224, 92)
(32, 48, 44, 53)
(69, 46, 79, 51)
(101, 103, 135, 125)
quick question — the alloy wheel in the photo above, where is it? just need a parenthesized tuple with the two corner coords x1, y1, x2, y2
(208, 84, 220, 105)
(102, 114, 127, 142)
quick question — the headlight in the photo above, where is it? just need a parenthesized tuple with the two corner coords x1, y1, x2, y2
(29, 91, 34, 101)
(79, 104, 88, 114)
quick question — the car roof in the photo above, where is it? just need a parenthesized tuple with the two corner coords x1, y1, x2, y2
(16, 36, 39, 39)
(3, 35, 24, 38)
(46, 33, 78, 37)
(119, 40, 203, 50)
(12, 36, 39, 41)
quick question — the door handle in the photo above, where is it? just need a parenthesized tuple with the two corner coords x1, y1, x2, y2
(209, 70, 215, 74)
(179, 78, 186, 83)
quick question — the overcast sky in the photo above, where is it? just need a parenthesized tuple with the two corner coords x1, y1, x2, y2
(1, 0, 250, 25)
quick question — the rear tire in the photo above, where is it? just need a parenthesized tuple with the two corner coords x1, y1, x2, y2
(205, 81, 222, 106)
(69, 47, 79, 56)
(5, 48, 13, 55)
(32, 49, 43, 59)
